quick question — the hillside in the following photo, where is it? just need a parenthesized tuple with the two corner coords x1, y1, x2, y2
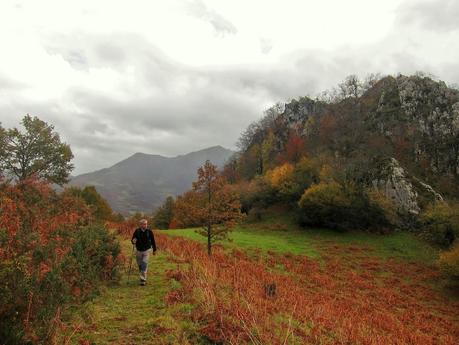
(70, 145, 234, 215)
(230, 74, 459, 215)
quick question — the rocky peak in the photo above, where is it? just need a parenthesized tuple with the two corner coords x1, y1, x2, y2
(281, 97, 324, 132)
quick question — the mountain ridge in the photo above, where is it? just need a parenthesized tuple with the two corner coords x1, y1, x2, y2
(69, 145, 234, 215)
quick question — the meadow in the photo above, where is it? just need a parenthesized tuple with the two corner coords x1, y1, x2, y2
(164, 213, 438, 264)
(64, 216, 458, 345)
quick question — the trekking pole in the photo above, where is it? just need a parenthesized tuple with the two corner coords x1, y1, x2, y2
(127, 243, 135, 283)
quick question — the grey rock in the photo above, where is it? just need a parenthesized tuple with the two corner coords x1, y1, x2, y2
(372, 158, 444, 215)
(372, 158, 420, 214)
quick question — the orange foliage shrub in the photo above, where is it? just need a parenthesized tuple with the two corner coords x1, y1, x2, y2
(0, 178, 121, 343)
(266, 162, 294, 186)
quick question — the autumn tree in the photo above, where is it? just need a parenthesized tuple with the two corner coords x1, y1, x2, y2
(237, 144, 262, 180)
(66, 185, 114, 222)
(221, 155, 240, 184)
(172, 190, 206, 228)
(236, 104, 285, 178)
(261, 130, 276, 171)
(283, 131, 305, 164)
(0, 115, 73, 185)
(153, 196, 175, 229)
(338, 74, 363, 100)
(192, 160, 243, 256)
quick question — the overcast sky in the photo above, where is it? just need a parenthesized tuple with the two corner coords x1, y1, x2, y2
(1, 0, 458, 174)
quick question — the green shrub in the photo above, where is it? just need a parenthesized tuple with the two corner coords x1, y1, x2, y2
(439, 243, 459, 279)
(298, 182, 393, 232)
(367, 190, 401, 228)
(420, 202, 459, 248)
(63, 225, 121, 293)
(0, 224, 121, 344)
(239, 176, 277, 213)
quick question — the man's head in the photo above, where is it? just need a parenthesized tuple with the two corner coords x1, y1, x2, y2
(139, 219, 148, 230)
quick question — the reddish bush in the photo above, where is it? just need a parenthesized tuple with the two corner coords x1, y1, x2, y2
(0, 178, 121, 344)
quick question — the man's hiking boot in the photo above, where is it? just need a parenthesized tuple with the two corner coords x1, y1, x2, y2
(140, 279, 146, 286)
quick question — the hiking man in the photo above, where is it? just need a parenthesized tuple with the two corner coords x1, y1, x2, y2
(131, 219, 157, 285)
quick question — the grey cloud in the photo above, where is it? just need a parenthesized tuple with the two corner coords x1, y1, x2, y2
(398, 0, 459, 32)
(95, 42, 126, 65)
(45, 38, 89, 70)
(0, 74, 27, 91)
(64, 50, 88, 70)
(45, 33, 175, 74)
(3, 26, 459, 175)
(185, 0, 237, 36)
(260, 38, 273, 54)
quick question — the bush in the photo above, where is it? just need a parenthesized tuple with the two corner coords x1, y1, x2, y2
(367, 190, 401, 229)
(0, 224, 121, 344)
(439, 243, 459, 279)
(298, 182, 393, 232)
(0, 179, 121, 344)
(420, 202, 459, 248)
(265, 163, 298, 201)
(264, 159, 320, 203)
(238, 176, 277, 213)
(238, 157, 320, 212)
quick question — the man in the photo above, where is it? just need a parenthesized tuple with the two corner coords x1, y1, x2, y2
(131, 219, 157, 285)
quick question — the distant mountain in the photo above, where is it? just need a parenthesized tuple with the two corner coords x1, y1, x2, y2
(69, 146, 235, 215)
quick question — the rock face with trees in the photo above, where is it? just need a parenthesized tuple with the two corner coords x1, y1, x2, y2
(232, 74, 458, 213)
(212, 74, 458, 252)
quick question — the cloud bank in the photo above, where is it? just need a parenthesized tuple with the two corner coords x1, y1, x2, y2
(0, 0, 458, 174)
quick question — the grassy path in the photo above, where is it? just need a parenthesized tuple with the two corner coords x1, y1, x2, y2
(65, 239, 204, 345)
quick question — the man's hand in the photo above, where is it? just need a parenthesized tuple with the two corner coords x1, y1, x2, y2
(131, 238, 137, 244)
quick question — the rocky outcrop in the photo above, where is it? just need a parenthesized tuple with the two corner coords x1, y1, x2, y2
(371, 158, 443, 215)
(281, 97, 324, 134)
(372, 158, 421, 214)
(395, 75, 459, 176)
(241, 74, 459, 201)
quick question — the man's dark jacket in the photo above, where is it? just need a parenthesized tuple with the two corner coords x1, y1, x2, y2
(131, 228, 157, 252)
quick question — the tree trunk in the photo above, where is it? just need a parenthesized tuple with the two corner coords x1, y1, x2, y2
(207, 224, 211, 256)
(207, 182, 212, 256)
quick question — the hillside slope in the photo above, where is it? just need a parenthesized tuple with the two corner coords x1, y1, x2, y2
(232, 74, 459, 214)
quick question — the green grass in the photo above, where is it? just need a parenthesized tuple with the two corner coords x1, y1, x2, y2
(161, 215, 439, 264)
(63, 238, 209, 345)
(161, 226, 319, 257)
